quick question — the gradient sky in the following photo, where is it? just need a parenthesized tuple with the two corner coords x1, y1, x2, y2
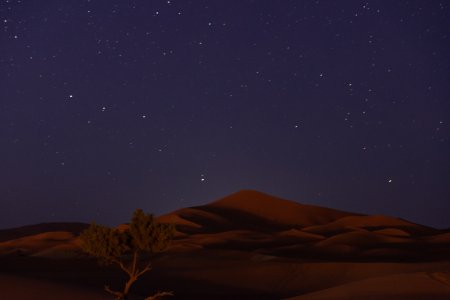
(1, 1, 449, 229)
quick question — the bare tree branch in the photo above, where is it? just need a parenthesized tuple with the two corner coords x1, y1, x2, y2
(112, 258, 132, 276)
(131, 250, 138, 275)
(80, 209, 175, 299)
(104, 285, 124, 300)
(145, 290, 174, 300)
(136, 261, 152, 278)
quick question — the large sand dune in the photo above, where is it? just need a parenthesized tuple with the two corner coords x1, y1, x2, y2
(1, 190, 449, 299)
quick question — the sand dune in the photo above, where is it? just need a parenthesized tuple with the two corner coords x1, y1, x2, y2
(156, 191, 449, 260)
(0, 274, 110, 300)
(1, 190, 449, 260)
(315, 230, 411, 248)
(286, 272, 450, 300)
(1, 190, 450, 299)
(0, 222, 88, 242)
(426, 232, 450, 243)
(372, 228, 411, 237)
(208, 190, 357, 228)
(302, 215, 435, 236)
(277, 229, 325, 241)
(0, 231, 79, 257)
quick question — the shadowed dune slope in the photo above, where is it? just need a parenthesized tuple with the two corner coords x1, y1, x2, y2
(0, 223, 88, 242)
(158, 190, 359, 233)
(1, 190, 450, 299)
(0, 231, 81, 257)
(303, 215, 436, 236)
(208, 190, 358, 227)
(155, 190, 447, 259)
(1, 190, 449, 261)
(0, 274, 110, 300)
(286, 271, 450, 300)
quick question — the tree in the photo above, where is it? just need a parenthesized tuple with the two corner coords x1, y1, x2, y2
(80, 209, 175, 300)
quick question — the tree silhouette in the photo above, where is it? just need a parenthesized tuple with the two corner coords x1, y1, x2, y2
(80, 209, 175, 300)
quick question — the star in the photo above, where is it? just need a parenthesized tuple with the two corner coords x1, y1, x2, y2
(1, 0, 449, 230)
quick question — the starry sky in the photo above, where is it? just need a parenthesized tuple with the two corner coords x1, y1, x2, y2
(1, 0, 449, 229)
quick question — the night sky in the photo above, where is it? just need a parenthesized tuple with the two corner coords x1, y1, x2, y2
(1, 1, 449, 229)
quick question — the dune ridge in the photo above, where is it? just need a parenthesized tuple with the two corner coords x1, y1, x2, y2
(1, 190, 450, 299)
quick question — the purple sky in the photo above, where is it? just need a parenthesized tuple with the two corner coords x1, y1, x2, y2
(1, 1, 449, 228)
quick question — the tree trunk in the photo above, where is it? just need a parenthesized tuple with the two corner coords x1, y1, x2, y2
(122, 251, 139, 298)
(123, 276, 137, 299)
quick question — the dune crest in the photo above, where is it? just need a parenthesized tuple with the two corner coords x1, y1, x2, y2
(1, 190, 450, 299)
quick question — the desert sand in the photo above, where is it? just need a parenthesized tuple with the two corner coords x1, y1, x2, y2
(1, 190, 450, 299)
(0, 274, 110, 300)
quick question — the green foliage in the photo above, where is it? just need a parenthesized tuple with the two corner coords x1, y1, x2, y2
(129, 209, 175, 253)
(80, 210, 174, 262)
(79, 209, 175, 300)
(80, 223, 128, 265)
